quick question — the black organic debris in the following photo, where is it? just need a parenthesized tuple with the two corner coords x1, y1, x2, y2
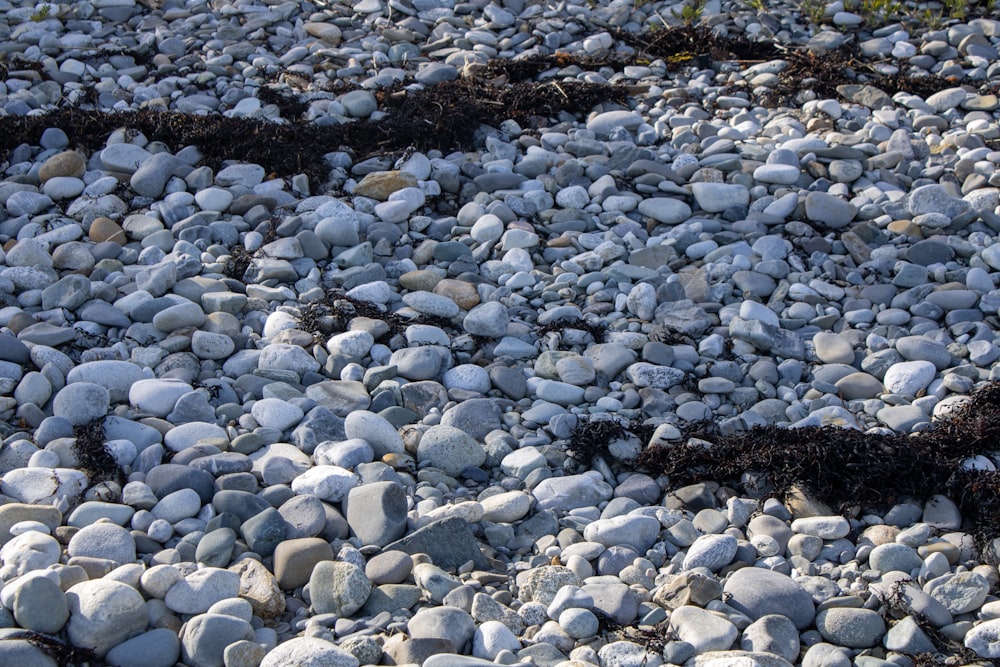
(616, 24, 782, 69)
(73, 417, 126, 490)
(880, 580, 985, 666)
(0, 79, 629, 190)
(537, 317, 607, 345)
(8, 631, 99, 667)
(637, 381, 1000, 555)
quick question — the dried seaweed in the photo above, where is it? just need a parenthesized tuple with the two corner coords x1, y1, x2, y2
(537, 317, 607, 344)
(637, 382, 1000, 555)
(0, 79, 629, 190)
(7, 630, 100, 667)
(73, 416, 125, 490)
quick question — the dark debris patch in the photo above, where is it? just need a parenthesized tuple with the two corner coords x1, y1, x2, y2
(0, 79, 630, 190)
(537, 317, 607, 345)
(564, 416, 654, 467)
(616, 24, 782, 69)
(7, 630, 100, 667)
(880, 580, 985, 666)
(73, 416, 125, 491)
(297, 290, 411, 340)
(637, 381, 1000, 558)
(758, 46, 995, 108)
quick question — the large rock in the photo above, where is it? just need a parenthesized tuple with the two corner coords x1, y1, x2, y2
(722, 567, 815, 630)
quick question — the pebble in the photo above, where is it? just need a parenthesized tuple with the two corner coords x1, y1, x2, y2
(0, 2, 999, 665)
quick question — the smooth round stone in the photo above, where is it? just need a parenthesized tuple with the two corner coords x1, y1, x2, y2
(341, 90, 378, 118)
(39, 150, 86, 181)
(472, 620, 521, 659)
(365, 551, 413, 585)
(584, 515, 661, 553)
(416, 425, 486, 476)
(153, 301, 205, 332)
(868, 543, 923, 574)
(251, 398, 305, 431)
(443, 364, 492, 393)
(882, 360, 936, 396)
(723, 567, 815, 630)
(480, 491, 531, 523)
(559, 608, 599, 639)
(314, 438, 374, 468)
(754, 164, 800, 184)
(791, 516, 850, 540)
(670, 605, 739, 653)
(273, 537, 335, 590)
(402, 291, 459, 318)
(180, 612, 254, 667)
(0, 531, 61, 575)
(152, 488, 202, 524)
(191, 331, 235, 360)
(260, 637, 359, 667)
(408, 606, 477, 652)
(290, 466, 358, 502)
(834, 372, 883, 400)
(105, 628, 181, 667)
(309, 560, 372, 616)
(804, 191, 857, 228)
(587, 110, 643, 137)
(965, 618, 1000, 658)
(637, 197, 691, 224)
(195, 187, 233, 212)
(343, 410, 404, 457)
(925, 571, 990, 614)
(43, 176, 86, 199)
(327, 330, 375, 360)
(130, 378, 192, 416)
(813, 332, 854, 364)
(52, 382, 110, 425)
(682, 533, 738, 572)
(67, 360, 148, 404)
(165, 568, 241, 614)
(691, 182, 749, 212)
(66, 579, 148, 658)
(163, 422, 228, 453)
(463, 301, 510, 338)
(740, 614, 800, 663)
(13, 575, 69, 633)
(345, 481, 408, 547)
(815, 608, 885, 648)
(67, 522, 136, 564)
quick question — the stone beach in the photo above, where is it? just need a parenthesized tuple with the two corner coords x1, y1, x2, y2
(2, 0, 1000, 665)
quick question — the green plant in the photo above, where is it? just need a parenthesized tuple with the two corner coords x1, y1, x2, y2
(671, 0, 706, 26)
(859, 0, 903, 25)
(799, 0, 826, 25)
(745, 0, 765, 10)
(30, 3, 51, 20)
(943, 0, 969, 18)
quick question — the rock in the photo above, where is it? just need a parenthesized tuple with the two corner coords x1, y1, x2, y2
(408, 606, 477, 652)
(12, 575, 69, 634)
(179, 612, 254, 667)
(259, 637, 360, 667)
(416, 425, 486, 476)
(105, 629, 181, 667)
(682, 534, 738, 572)
(309, 561, 372, 616)
(273, 537, 335, 591)
(669, 605, 738, 653)
(66, 580, 148, 657)
(164, 567, 242, 614)
(345, 481, 408, 547)
(723, 567, 815, 630)
(815, 608, 885, 648)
